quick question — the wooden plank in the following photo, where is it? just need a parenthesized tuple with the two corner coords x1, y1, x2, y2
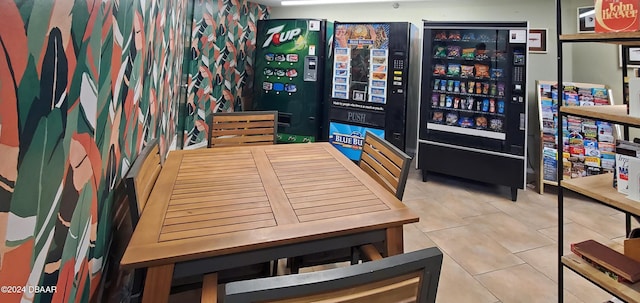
(142, 264, 174, 303)
(361, 151, 400, 188)
(278, 173, 360, 185)
(265, 272, 420, 303)
(560, 105, 634, 125)
(297, 204, 389, 222)
(271, 161, 338, 171)
(276, 168, 357, 185)
(253, 149, 298, 225)
(363, 137, 404, 169)
(213, 113, 276, 122)
(283, 180, 362, 193)
(159, 219, 276, 242)
(286, 185, 368, 199)
(171, 186, 265, 200)
(561, 174, 640, 217)
(166, 201, 271, 219)
(162, 213, 275, 234)
(212, 121, 275, 129)
(177, 172, 257, 180)
(563, 254, 640, 303)
(268, 155, 334, 163)
(360, 161, 396, 195)
(177, 162, 258, 171)
(560, 32, 640, 45)
(213, 128, 275, 136)
(288, 189, 373, 204)
(360, 244, 383, 261)
(386, 226, 404, 256)
(274, 168, 351, 178)
(174, 175, 261, 187)
(164, 207, 273, 226)
(171, 181, 263, 195)
(169, 191, 267, 205)
(201, 273, 218, 303)
(294, 199, 383, 216)
(292, 195, 379, 210)
(167, 196, 269, 212)
(127, 152, 182, 246)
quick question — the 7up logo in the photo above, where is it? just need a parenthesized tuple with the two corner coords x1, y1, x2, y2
(263, 25, 302, 48)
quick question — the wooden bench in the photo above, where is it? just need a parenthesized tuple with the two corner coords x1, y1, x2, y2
(208, 111, 277, 147)
(202, 246, 443, 303)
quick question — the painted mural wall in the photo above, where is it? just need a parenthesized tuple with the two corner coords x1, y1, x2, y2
(0, 0, 187, 301)
(183, 0, 270, 149)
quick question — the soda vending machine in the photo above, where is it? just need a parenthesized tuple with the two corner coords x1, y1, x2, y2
(328, 22, 419, 161)
(418, 21, 529, 201)
(253, 19, 332, 143)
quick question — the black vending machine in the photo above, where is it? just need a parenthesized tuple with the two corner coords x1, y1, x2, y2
(328, 22, 419, 161)
(418, 21, 529, 201)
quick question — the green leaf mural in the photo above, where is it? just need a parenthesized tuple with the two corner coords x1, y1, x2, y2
(0, 0, 269, 301)
(182, 0, 269, 149)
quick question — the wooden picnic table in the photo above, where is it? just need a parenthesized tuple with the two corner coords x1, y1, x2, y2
(120, 142, 419, 303)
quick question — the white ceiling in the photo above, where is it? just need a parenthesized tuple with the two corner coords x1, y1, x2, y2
(251, 0, 425, 7)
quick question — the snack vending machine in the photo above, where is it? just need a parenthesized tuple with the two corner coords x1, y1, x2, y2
(253, 19, 332, 143)
(418, 21, 529, 201)
(328, 22, 419, 161)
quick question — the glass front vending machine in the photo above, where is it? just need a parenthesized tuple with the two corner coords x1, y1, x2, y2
(418, 21, 528, 201)
(328, 22, 419, 161)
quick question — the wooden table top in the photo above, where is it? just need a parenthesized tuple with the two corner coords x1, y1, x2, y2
(121, 143, 419, 270)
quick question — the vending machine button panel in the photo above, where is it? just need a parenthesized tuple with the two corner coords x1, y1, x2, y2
(304, 56, 318, 81)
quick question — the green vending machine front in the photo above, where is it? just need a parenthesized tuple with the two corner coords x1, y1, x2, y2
(253, 19, 330, 143)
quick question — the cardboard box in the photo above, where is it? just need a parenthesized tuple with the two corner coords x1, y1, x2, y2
(628, 156, 640, 201)
(629, 77, 640, 118)
(595, 0, 640, 33)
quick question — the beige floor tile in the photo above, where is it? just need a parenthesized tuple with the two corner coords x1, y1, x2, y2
(404, 198, 468, 233)
(488, 192, 560, 230)
(403, 223, 437, 252)
(433, 189, 502, 219)
(476, 264, 558, 303)
(427, 225, 525, 275)
(563, 203, 626, 240)
(469, 212, 554, 253)
(515, 244, 558, 282)
(436, 253, 498, 303)
(539, 222, 620, 254)
(563, 268, 612, 303)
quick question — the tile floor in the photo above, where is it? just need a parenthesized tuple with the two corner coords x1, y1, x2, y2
(170, 166, 633, 303)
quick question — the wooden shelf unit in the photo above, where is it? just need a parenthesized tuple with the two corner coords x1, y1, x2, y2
(561, 174, 640, 218)
(555, 2, 640, 302)
(560, 32, 640, 45)
(560, 105, 632, 125)
(562, 254, 640, 303)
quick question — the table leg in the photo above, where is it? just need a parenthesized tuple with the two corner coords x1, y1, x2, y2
(142, 264, 174, 303)
(386, 226, 404, 256)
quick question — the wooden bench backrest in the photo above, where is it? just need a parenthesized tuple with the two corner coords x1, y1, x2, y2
(94, 184, 142, 303)
(220, 247, 443, 303)
(125, 138, 161, 225)
(209, 111, 277, 148)
(358, 131, 412, 200)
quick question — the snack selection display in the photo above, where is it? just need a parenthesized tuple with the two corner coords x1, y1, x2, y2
(539, 82, 614, 182)
(429, 29, 508, 133)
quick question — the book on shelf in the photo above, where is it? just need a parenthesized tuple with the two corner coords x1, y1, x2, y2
(571, 240, 640, 284)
